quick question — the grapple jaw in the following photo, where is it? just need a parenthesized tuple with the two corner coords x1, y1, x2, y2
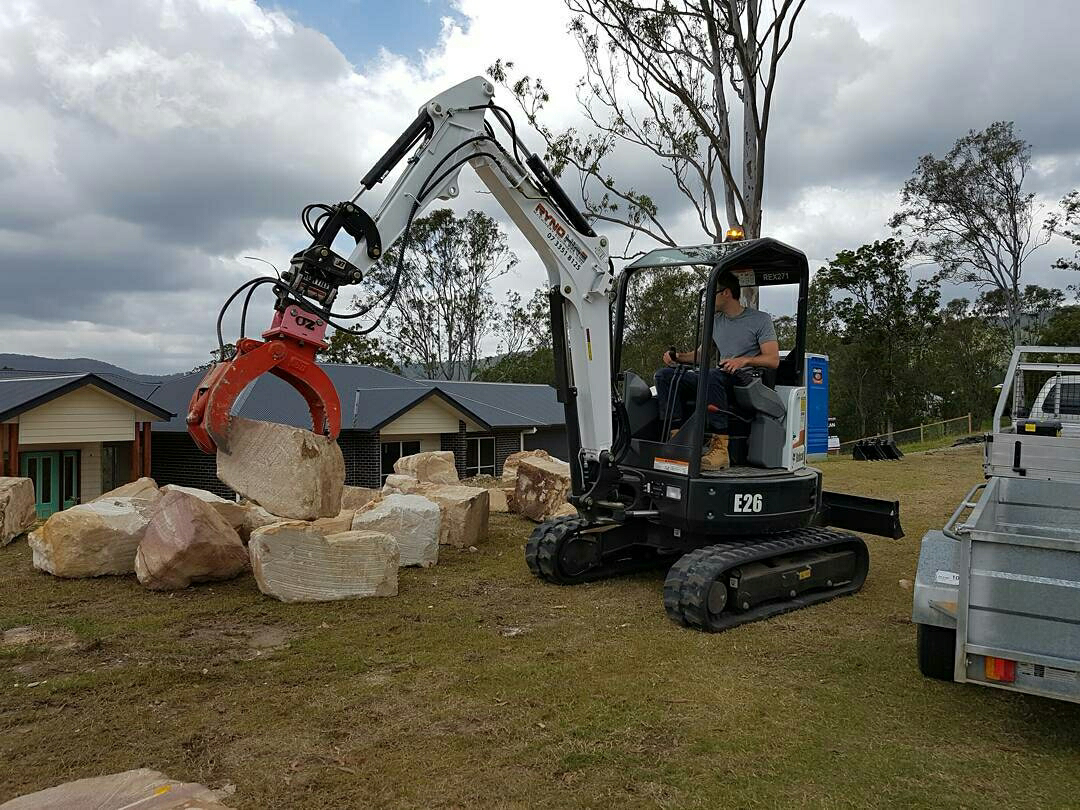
(186, 307, 341, 454)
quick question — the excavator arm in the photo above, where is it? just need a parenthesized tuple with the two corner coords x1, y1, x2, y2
(188, 76, 615, 495)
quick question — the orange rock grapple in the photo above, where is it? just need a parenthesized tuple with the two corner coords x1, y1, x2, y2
(187, 200, 382, 453)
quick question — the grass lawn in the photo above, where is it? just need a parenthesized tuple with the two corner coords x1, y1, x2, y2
(3, 445, 1079, 808)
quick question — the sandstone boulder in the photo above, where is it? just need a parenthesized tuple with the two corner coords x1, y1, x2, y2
(500, 449, 550, 484)
(236, 502, 279, 544)
(551, 503, 578, 518)
(216, 418, 345, 520)
(161, 484, 248, 532)
(382, 474, 421, 495)
(93, 476, 160, 504)
(411, 484, 489, 548)
(134, 490, 248, 591)
(503, 485, 517, 513)
(514, 456, 572, 522)
(0, 767, 236, 810)
(249, 523, 398, 602)
(352, 494, 440, 567)
(341, 485, 381, 510)
(0, 477, 36, 546)
(29, 498, 152, 577)
(487, 486, 509, 513)
(393, 450, 458, 484)
(310, 509, 355, 535)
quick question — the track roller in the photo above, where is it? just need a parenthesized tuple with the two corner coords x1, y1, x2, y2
(663, 528, 869, 632)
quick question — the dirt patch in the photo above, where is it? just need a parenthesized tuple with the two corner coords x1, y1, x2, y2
(183, 621, 294, 659)
(2, 626, 81, 651)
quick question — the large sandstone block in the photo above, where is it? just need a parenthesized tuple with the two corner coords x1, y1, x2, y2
(352, 494, 440, 567)
(411, 484, 489, 548)
(135, 490, 248, 591)
(93, 476, 160, 504)
(236, 502, 280, 544)
(341, 485, 381, 510)
(216, 418, 344, 520)
(500, 449, 550, 484)
(0, 767, 235, 809)
(514, 457, 572, 522)
(249, 523, 398, 602)
(310, 509, 355, 535)
(382, 474, 420, 495)
(161, 484, 248, 532)
(393, 451, 458, 484)
(29, 498, 152, 577)
(0, 477, 36, 546)
(487, 486, 509, 513)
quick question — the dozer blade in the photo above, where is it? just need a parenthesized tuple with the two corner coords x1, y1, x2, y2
(663, 528, 869, 632)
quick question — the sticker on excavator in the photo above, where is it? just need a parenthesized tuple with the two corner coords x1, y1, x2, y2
(654, 457, 689, 474)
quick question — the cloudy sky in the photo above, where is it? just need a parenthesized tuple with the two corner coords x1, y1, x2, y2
(1, 0, 1078, 373)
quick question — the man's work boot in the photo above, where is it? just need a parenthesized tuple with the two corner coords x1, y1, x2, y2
(701, 434, 730, 471)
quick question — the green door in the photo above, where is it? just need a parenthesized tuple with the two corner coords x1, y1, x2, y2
(61, 450, 80, 510)
(20, 451, 60, 518)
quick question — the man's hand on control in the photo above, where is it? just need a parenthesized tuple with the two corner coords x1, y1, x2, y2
(720, 356, 749, 373)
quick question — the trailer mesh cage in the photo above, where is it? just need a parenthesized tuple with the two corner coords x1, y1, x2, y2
(1001, 349, 1080, 435)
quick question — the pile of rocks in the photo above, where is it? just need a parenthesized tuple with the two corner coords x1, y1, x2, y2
(9, 421, 578, 606)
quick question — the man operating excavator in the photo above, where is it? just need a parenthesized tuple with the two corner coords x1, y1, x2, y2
(655, 269, 780, 470)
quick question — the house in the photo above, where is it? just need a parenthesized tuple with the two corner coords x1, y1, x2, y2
(0, 372, 173, 517)
(146, 364, 568, 497)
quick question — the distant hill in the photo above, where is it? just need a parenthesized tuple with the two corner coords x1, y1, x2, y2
(0, 354, 173, 382)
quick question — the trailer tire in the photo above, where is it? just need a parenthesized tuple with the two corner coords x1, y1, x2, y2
(916, 623, 956, 681)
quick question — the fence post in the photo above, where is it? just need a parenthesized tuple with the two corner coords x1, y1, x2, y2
(920, 425, 924, 443)
(967, 413, 972, 434)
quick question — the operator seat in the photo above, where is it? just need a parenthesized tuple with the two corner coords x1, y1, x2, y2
(733, 378, 788, 468)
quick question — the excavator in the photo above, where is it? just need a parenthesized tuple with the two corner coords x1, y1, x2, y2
(187, 76, 902, 632)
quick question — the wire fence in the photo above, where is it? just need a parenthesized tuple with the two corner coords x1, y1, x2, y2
(836, 414, 974, 455)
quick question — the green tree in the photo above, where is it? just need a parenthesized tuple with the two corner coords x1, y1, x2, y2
(1048, 190, 1080, 273)
(364, 208, 517, 380)
(190, 343, 236, 374)
(974, 284, 1065, 344)
(890, 121, 1051, 345)
(926, 298, 1011, 422)
(814, 239, 941, 437)
(317, 330, 397, 371)
(620, 268, 703, 376)
(478, 287, 556, 384)
(1039, 305, 1080, 347)
(490, 0, 807, 291)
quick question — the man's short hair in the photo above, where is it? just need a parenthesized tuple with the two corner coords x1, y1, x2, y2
(717, 270, 740, 300)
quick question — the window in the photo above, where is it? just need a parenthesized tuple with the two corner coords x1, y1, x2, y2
(381, 440, 421, 482)
(465, 437, 495, 478)
(1040, 384, 1080, 417)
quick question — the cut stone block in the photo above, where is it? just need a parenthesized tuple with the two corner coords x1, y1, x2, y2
(352, 494, 440, 567)
(161, 484, 248, 533)
(500, 449, 550, 484)
(382, 474, 421, 495)
(216, 417, 344, 520)
(93, 476, 160, 504)
(393, 450, 458, 484)
(551, 503, 577, 518)
(0, 477, 36, 546)
(341, 485, 381, 510)
(28, 498, 153, 577)
(135, 489, 248, 591)
(0, 767, 235, 809)
(410, 484, 489, 548)
(249, 523, 398, 602)
(503, 485, 517, 513)
(514, 456, 573, 522)
(487, 486, 509, 513)
(236, 502, 280, 545)
(310, 509, 355, 535)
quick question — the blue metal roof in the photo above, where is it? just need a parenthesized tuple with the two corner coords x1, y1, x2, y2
(148, 364, 564, 434)
(0, 371, 173, 422)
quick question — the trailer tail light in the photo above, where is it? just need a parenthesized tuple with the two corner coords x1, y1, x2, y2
(984, 656, 1016, 683)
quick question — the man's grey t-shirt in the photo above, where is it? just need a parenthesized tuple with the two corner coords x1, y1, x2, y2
(712, 307, 777, 359)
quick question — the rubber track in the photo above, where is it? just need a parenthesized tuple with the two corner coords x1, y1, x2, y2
(662, 527, 869, 632)
(525, 517, 670, 585)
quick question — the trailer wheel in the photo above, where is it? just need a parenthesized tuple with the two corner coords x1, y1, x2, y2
(916, 623, 956, 681)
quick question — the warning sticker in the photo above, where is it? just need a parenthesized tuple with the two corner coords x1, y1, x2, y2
(935, 570, 960, 586)
(653, 457, 689, 475)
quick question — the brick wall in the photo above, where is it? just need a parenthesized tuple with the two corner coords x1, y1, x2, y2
(493, 429, 520, 476)
(440, 421, 469, 478)
(340, 430, 381, 488)
(151, 432, 234, 498)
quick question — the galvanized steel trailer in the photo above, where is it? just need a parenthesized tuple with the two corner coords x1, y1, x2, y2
(913, 346, 1080, 703)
